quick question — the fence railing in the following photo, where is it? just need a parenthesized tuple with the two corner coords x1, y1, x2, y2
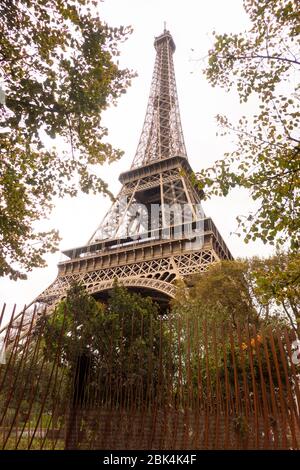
(0, 303, 299, 449)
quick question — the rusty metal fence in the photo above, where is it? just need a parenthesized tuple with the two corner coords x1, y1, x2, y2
(0, 303, 299, 450)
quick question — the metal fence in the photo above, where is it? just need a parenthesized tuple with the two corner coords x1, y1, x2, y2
(0, 303, 299, 449)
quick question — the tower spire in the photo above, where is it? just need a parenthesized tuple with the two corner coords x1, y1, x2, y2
(131, 29, 187, 169)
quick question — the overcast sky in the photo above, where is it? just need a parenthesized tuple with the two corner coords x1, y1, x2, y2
(0, 0, 275, 311)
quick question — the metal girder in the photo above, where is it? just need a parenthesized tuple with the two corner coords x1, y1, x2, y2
(38, 248, 218, 305)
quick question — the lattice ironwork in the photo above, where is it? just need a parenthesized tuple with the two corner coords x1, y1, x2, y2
(38, 248, 217, 304)
(88, 162, 205, 244)
(131, 29, 187, 169)
(87, 29, 203, 245)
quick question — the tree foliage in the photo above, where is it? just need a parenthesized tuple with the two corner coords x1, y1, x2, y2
(0, 0, 134, 279)
(39, 282, 163, 404)
(171, 259, 294, 409)
(172, 261, 262, 329)
(172, 257, 300, 331)
(251, 251, 300, 336)
(197, 0, 299, 249)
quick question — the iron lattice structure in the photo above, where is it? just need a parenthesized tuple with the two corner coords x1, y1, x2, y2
(131, 30, 187, 168)
(7, 29, 233, 324)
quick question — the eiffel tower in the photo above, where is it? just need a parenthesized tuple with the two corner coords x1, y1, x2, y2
(35, 28, 233, 309)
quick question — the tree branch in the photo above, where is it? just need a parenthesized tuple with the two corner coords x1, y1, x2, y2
(282, 300, 298, 334)
(219, 53, 300, 66)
